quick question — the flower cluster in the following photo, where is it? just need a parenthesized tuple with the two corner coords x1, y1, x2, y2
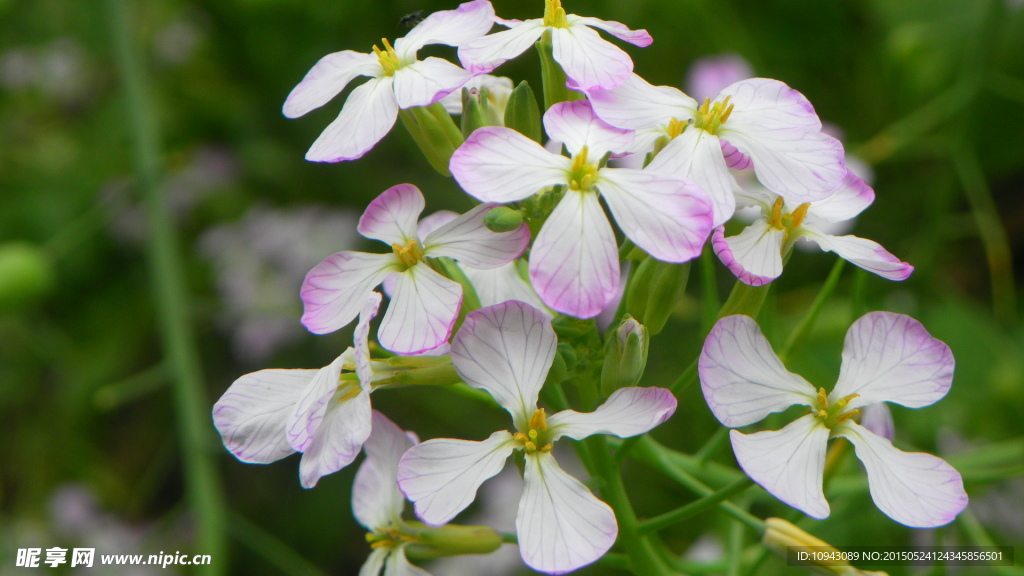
(213, 1, 967, 574)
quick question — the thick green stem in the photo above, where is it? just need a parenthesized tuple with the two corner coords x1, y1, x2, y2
(638, 477, 754, 535)
(105, 0, 226, 572)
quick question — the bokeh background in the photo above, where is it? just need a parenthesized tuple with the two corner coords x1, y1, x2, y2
(1, 0, 1023, 574)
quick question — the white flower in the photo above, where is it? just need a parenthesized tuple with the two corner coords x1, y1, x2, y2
(699, 313, 968, 527)
(397, 302, 677, 573)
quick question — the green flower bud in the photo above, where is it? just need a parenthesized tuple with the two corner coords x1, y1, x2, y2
(403, 522, 503, 560)
(399, 102, 464, 177)
(601, 316, 649, 395)
(0, 242, 55, 309)
(503, 80, 543, 143)
(460, 87, 493, 139)
(483, 206, 525, 233)
(625, 257, 690, 335)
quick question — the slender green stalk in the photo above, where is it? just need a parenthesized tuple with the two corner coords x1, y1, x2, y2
(229, 514, 329, 576)
(779, 258, 845, 361)
(638, 477, 754, 535)
(694, 426, 730, 464)
(105, 1, 226, 572)
(699, 246, 720, 334)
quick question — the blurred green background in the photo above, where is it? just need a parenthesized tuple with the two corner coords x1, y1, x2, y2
(1, 0, 1022, 574)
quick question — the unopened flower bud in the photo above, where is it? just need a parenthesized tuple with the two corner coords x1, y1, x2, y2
(0, 242, 55, 309)
(601, 316, 649, 395)
(503, 80, 543, 143)
(483, 206, 525, 233)
(403, 522, 503, 560)
(625, 256, 690, 335)
(763, 518, 888, 576)
(399, 103, 464, 177)
(460, 87, 493, 139)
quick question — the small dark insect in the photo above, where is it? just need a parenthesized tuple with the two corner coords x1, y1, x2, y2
(398, 10, 425, 28)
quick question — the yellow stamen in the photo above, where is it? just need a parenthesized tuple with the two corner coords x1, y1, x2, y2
(835, 409, 861, 424)
(392, 239, 424, 267)
(373, 38, 401, 76)
(528, 408, 548, 431)
(790, 203, 811, 229)
(666, 117, 688, 140)
(543, 0, 568, 27)
(337, 383, 363, 403)
(769, 197, 786, 229)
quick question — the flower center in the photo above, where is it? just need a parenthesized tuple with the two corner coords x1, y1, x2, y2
(543, 0, 569, 27)
(366, 526, 415, 550)
(372, 38, 402, 76)
(767, 197, 811, 232)
(690, 96, 734, 135)
(568, 146, 599, 192)
(392, 238, 425, 268)
(514, 408, 554, 454)
(812, 387, 860, 430)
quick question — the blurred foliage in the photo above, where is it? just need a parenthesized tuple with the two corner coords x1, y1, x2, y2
(1, 0, 1022, 575)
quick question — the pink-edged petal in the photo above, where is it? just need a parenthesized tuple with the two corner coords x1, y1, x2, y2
(306, 77, 399, 162)
(213, 369, 316, 464)
(298, 387, 372, 488)
(458, 20, 546, 74)
(800, 226, 914, 282)
(396, 0, 496, 58)
(286, 354, 346, 452)
(836, 422, 967, 528)
(829, 312, 953, 410)
(712, 221, 786, 287)
(354, 292, 383, 386)
(398, 431, 516, 526)
(717, 78, 846, 202)
(720, 139, 752, 169)
(358, 184, 425, 245)
(543, 100, 634, 158)
(548, 387, 677, 441)
(730, 415, 831, 519)
(461, 261, 548, 312)
(587, 73, 696, 132)
(685, 54, 753, 102)
(385, 547, 431, 576)
(860, 403, 895, 441)
(647, 128, 735, 227)
(358, 548, 388, 576)
(353, 411, 418, 531)
(551, 24, 633, 91)
(423, 203, 530, 269)
(700, 315, 817, 427)
(450, 301, 556, 426)
(806, 170, 874, 223)
(417, 210, 458, 238)
(300, 251, 399, 335)
(378, 264, 462, 355)
(282, 50, 381, 118)
(517, 451, 617, 574)
(450, 127, 571, 203)
(569, 15, 653, 47)
(598, 168, 712, 263)
(393, 57, 472, 109)
(529, 191, 619, 319)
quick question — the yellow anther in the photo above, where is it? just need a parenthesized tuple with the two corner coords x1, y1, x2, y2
(816, 409, 829, 420)
(373, 38, 401, 75)
(769, 197, 786, 229)
(666, 117, 688, 140)
(540, 444, 553, 453)
(528, 408, 548, 431)
(568, 147, 599, 192)
(698, 98, 711, 116)
(524, 441, 537, 452)
(835, 393, 859, 409)
(337, 382, 363, 403)
(835, 409, 861, 425)
(719, 96, 735, 123)
(543, 0, 568, 27)
(392, 239, 424, 267)
(692, 96, 734, 134)
(790, 203, 812, 229)
(514, 432, 529, 443)
(816, 387, 828, 408)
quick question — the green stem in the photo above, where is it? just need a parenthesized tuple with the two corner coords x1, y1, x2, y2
(536, 30, 583, 111)
(699, 246, 720, 334)
(779, 258, 845, 361)
(638, 477, 754, 535)
(694, 426, 730, 464)
(106, 0, 227, 572)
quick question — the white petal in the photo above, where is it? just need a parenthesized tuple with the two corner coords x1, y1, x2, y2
(548, 387, 677, 441)
(829, 312, 953, 409)
(717, 79, 845, 203)
(392, 57, 472, 109)
(598, 167, 712, 263)
(450, 127, 571, 203)
(416, 210, 458, 239)
(358, 184, 425, 246)
(568, 15, 653, 47)
(299, 388, 372, 488)
(358, 548, 388, 576)
(378, 264, 462, 355)
(586, 73, 696, 131)
(283, 50, 380, 118)
(353, 411, 417, 531)
(286, 354, 346, 452)
(730, 415, 831, 519)
(461, 261, 548, 312)
(551, 24, 633, 91)
(306, 77, 399, 162)
(397, 0, 496, 58)
(213, 369, 316, 463)
(450, 301, 557, 427)
(836, 422, 967, 528)
(806, 170, 875, 223)
(300, 251, 399, 335)
(385, 547, 431, 576)
(517, 452, 617, 574)
(542, 100, 634, 158)
(529, 190, 620, 319)
(860, 403, 895, 441)
(397, 431, 516, 526)
(699, 315, 817, 427)
(647, 128, 735, 227)
(800, 227, 914, 282)
(457, 20, 546, 74)
(423, 203, 530, 269)
(355, 292, 384, 386)
(712, 221, 786, 287)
